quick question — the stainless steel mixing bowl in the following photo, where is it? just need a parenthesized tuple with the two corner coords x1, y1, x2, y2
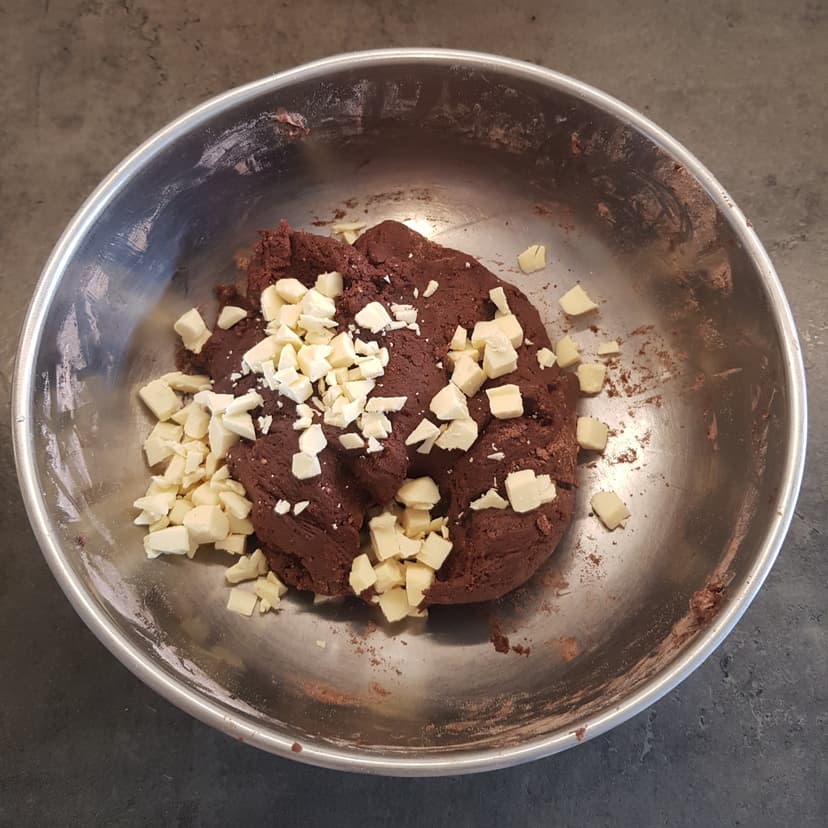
(13, 49, 806, 775)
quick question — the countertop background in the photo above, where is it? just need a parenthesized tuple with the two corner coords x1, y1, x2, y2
(1, 1, 825, 825)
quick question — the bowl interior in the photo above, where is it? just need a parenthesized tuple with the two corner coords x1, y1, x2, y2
(20, 54, 797, 768)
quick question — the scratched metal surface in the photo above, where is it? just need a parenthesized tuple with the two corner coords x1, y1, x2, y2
(11, 52, 805, 776)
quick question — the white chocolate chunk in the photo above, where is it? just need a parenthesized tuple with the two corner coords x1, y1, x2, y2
(338, 433, 365, 450)
(191, 482, 220, 507)
(143, 526, 192, 559)
(184, 504, 229, 544)
(366, 436, 383, 453)
(280, 375, 313, 404)
(536, 474, 557, 504)
(400, 508, 431, 538)
(536, 347, 557, 369)
(193, 390, 234, 413)
(243, 336, 280, 373)
(405, 562, 435, 607)
(365, 396, 407, 412)
(226, 587, 258, 616)
(505, 469, 542, 513)
(277, 304, 301, 329)
(349, 553, 377, 593)
(577, 362, 607, 394)
(577, 417, 609, 451)
(217, 305, 248, 330)
(255, 571, 288, 610)
(482, 334, 519, 379)
(591, 491, 631, 530)
(395, 531, 422, 559)
(429, 383, 469, 420)
(219, 491, 253, 520)
(215, 533, 246, 555)
(391, 303, 418, 324)
(598, 340, 621, 356)
(293, 501, 309, 515)
(174, 308, 211, 353)
(559, 284, 598, 316)
(517, 244, 546, 273)
(470, 489, 509, 510)
(274, 499, 291, 515)
(470, 319, 503, 349)
(161, 372, 212, 393)
(404, 418, 440, 447)
(451, 357, 487, 397)
(417, 532, 452, 570)
(300, 288, 337, 320)
(225, 391, 264, 416)
(360, 411, 392, 439)
(556, 335, 581, 368)
(395, 477, 441, 509)
(139, 379, 180, 421)
(222, 411, 256, 441)
(357, 356, 384, 379)
(489, 286, 510, 315)
(274, 277, 307, 304)
(184, 405, 210, 440)
(449, 325, 467, 351)
(259, 285, 284, 322)
(328, 332, 357, 368)
(416, 424, 445, 455)
(292, 452, 321, 480)
(422, 280, 439, 298)
(373, 558, 405, 593)
(435, 418, 478, 451)
(377, 587, 409, 622)
(208, 415, 240, 458)
(487, 451, 505, 460)
(486, 384, 524, 419)
(225, 548, 268, 584)
(369, 512, 399, 560)
(299, 424, 327, 455)
(315, 270, 343, 298)
(355, 301, 392, 333)
(168, 499, 194, 525)
(494, 313, 524, 348)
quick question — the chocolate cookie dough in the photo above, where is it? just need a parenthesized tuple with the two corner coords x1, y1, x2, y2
(192, 220, 579, 605)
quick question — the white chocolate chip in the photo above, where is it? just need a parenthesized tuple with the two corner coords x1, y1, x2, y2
(405, 562, 434, 607)
(349, 553, 377, 593)
(577, 363, 607, 394)
(174, 308, 211, 354)
(577, 417, 609, 451)
(486, 384, 524, 419)
(274, 277, 308, 304)
(184, 504, 230, 544)
(338, 433, 365, 450)
(489, 286, 510, 315)
(429, 383, 469, 420)
(555, 335, 581, 369)
(598, 340, 621, 356)
(417, 532, 452, 570)
(315, 270, 344, 298)
(435, 418, 478, 451)
(298, 424, 327, 455)
(396, 477, 441, 509)
(591, 491, 631, 530)
(559, 284, 598, 316)
(504, 469, 542, 513)
(470, 489, 509, 510)
(451, 357, 487, 397)
(449, 325, 467, 351)
(536, 347, 557, 369)
(291, 451, 322, 480)
(355, 301, 393, 333)
(377, 587, 409, 622)
(226, 587, 258, 616)
(482, 334, 518, 379)
(517, 244, 546, 273)
(365, 396, 407, 412)
(143, 526, 192, 558)
(139, 379, 181, 421)
(422, 280, 439, 298)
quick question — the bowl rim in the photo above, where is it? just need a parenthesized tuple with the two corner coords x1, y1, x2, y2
(12, 47, 807, 776)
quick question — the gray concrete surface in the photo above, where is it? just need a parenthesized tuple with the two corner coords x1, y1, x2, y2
(1, 1, 825, 825)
